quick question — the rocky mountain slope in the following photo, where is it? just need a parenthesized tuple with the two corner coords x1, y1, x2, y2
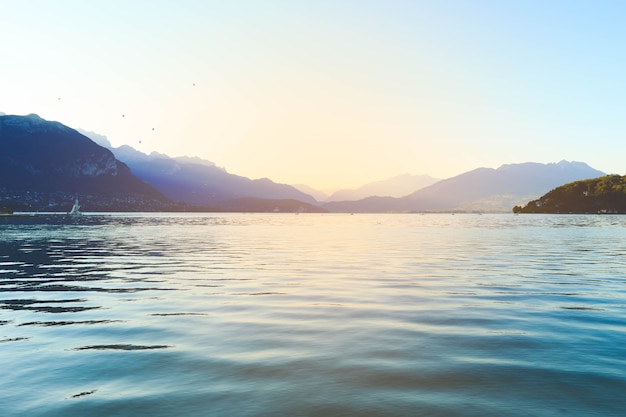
(0, 114, 180, 211)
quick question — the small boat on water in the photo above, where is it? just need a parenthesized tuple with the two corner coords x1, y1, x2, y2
(0, 198, 85, 221)
(68, 199, 82, 216)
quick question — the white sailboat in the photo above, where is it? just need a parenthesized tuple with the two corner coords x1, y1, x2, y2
(68, 198, 82, 216)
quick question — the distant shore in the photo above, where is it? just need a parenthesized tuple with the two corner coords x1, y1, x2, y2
(0, 212, 74, 218)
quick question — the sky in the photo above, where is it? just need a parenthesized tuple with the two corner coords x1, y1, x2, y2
(1, 0, 625, 190)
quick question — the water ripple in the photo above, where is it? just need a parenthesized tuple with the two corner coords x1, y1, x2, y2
(72, 344, 172, 351)
(1, 213, 625, 416)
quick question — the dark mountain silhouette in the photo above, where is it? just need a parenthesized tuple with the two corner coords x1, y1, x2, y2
(0, 114, 183, 211)
(323, 161, 606, 212)
(514, 174, 626, 214)
(81, 131, 318, 207)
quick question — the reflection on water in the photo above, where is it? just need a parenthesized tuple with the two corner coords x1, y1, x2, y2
(72, 344, 171, 351)
(1, 213, 625, 416)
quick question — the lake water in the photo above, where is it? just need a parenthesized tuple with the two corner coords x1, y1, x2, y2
(1, 213, 625, 416)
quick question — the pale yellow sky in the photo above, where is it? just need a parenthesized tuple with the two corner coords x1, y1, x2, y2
(1, 1, 625, 189)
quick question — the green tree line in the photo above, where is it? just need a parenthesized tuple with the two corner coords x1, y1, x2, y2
(514, 175, 626, 214)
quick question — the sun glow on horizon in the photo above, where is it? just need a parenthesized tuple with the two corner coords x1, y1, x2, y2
(2, 1, 625, 190)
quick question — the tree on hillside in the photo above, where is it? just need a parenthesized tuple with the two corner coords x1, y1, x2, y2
(514, 175, 626, 214)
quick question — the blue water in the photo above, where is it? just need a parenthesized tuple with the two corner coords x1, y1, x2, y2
(1, 213, 625, 416)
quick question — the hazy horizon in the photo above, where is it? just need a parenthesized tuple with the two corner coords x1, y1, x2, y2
(0, 110, 610, 196)
(2, 1, 625, 189)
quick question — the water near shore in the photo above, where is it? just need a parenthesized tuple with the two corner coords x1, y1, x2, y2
(1, 213, 625, 416)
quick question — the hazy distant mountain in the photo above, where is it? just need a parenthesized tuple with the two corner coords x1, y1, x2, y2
(81, 131, 318, 206)
(292, 184, 330, 202)
(404, 161, 606, 211)
(326, 174, 439, 202)
(323, 161, 606, 213)
(0, 114, 176, 211)
(215, 198, 326, 213)
(322, 195, 407, 213)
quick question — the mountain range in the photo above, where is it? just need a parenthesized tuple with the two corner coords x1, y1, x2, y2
(80, 130, 318, 207)
(0, 115, 323, 212)
(310, 174, 440, 202)
(0, 114, 610, 213)
(323, 161, 606, 212)
(86, 129, 605, 212)
(0, 114, 176, 211)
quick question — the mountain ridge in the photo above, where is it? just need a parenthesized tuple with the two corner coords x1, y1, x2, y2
(323, 161, 606, 213)
(0, 114, 181, 211)
(81, 130, 319, 207)
(321, 173, 440, 202)
(2, 114, 610, 213)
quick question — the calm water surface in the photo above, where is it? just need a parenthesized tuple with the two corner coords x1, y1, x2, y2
(1, 213, 625, 416)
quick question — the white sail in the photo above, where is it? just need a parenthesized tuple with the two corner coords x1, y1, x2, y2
(68, 199, 81, 216)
